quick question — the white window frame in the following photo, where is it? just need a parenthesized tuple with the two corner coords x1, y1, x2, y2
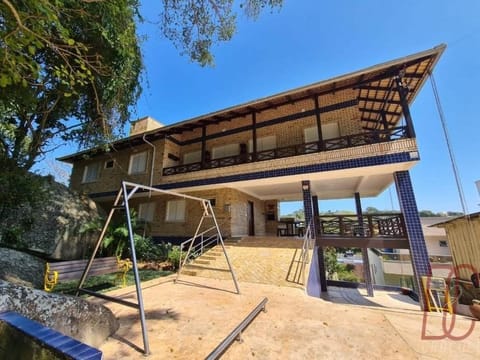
(166, 200, 186, 222)
(212, 143, 239, 159)
(128, 151, 148, 175)
(183, 150, 202, 165)
(138, 202, 156, 223)
(82, 162, 101, 183)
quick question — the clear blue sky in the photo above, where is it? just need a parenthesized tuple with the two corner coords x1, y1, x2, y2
(42, 0, 480, 215)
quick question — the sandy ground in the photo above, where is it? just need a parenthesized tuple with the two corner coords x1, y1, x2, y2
(91, 274, 480, 359)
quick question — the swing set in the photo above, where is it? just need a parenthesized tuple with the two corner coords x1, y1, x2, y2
(75, 181, 239, 356)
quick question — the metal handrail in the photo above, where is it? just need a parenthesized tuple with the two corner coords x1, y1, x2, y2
(205, 297, 268, 360)
(299, 220, 315, 284)
(178, 226, 218, 274)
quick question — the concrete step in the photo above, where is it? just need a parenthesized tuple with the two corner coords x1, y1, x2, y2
(182, 269, 197, 276)
(194, 259, 211, 265)
(200, 255, 217, 261)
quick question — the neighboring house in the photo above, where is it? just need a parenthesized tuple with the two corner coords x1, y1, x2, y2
(433, 213, 480, 282)
(369, 217, 454, 288)
(59, 45, 445, 300)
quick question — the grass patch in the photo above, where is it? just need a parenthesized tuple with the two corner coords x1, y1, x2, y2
(52, 269, 173, 296)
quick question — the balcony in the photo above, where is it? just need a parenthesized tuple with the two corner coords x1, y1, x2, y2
(317, 213, 409, 249)
(163, 126, 409, 176)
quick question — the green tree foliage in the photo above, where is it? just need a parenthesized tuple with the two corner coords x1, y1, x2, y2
(0, 0, 283, 170)
(160, 0, 282, 66)
(0, 0, 143, 170)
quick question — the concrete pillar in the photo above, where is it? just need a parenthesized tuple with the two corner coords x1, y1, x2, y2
(394, 170, 431, 310)
(354, 192, 374, 297)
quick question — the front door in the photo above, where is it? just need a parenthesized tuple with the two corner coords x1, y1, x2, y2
(247, 201, 255, 236)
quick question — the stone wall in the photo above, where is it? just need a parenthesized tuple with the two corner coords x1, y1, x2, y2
(0, 177, 101, 260)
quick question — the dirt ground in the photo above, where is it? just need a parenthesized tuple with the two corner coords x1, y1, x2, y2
(91, 274, 480, 359)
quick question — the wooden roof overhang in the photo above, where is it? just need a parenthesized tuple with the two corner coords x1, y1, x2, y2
(59, 44, 445, 163)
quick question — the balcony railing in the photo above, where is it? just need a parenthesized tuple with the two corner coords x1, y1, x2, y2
(163, 125, 409, 176)
(318, 213, 407, 238)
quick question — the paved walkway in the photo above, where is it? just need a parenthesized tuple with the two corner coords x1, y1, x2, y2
(96, 276, 479, 359)
(91, 236, 480, 359)
(181, 236, 312, 289)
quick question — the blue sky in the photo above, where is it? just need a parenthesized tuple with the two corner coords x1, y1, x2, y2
(43, 0, 480, 215)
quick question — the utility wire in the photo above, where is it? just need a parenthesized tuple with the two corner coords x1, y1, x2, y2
(429, 71, 469, 216)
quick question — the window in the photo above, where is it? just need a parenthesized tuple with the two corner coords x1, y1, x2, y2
(322, 122, 340, 140)
(183, 150, 201, 164)
(212, 143, 239, 159)
(82, 162, 101, 183)
(304, 126, 318, 143)
(439, 240, 448, 248)
(166, 200, 185, 222)
(304, 123, 340, 142)
(248, 135, 276, 152)
(105, 160, 114, 169)
(138, 202, 155, 223)
(208, 198, 216, 207)
(128, 151, 148, 174)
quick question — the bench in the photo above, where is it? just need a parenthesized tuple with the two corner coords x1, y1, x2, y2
(44, 256, 132, 292)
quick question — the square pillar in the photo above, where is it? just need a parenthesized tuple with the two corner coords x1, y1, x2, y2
(354, 192, 374, 297)
(394, 171, 431, 310)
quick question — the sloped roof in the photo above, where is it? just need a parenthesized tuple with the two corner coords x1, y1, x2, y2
(59, 44, 446, 163)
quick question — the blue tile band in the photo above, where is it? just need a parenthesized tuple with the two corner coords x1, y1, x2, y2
(90, 151, 416, 198)
(0, 311, 102, 360)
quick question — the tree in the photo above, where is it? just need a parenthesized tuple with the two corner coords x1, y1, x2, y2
(0, 0, 143, 170)
(160, 0, 283, 66)
(0, 0, 283, 170)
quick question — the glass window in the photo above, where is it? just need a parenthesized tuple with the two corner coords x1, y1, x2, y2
(82, 162, 101, 183)
(138, 202, 155, 222)
(248, 135, 276, 152)
(212, 143, 239, 159)
(129, 151, 148, 174)
(183, 150, 201, 164)
(166, 200, 186, 222)
(304, 123, 340, 142)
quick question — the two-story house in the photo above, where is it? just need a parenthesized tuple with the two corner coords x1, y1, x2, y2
(59, 45, 445, 305)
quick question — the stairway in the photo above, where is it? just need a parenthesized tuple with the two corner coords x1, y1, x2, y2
(181, 245, 231, 277)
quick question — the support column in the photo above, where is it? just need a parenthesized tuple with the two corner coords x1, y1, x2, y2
(394, 170, 431, 310)
(252, 112, 257, 161)
(201, 125, 207, 168)
(395, 75, 416, 138)
(354, 192, 374, 297)
(312, 195, 327, 292)
(314, 96, 325, 150)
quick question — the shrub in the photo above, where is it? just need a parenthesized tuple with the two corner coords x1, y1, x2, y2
(167, 246, 181, 270)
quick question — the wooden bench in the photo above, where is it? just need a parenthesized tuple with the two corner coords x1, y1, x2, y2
(44, 257, 132, 292)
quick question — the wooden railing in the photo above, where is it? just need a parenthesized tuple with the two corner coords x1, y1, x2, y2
(163, 126, 408, 176)
(318, 213, 407, 238)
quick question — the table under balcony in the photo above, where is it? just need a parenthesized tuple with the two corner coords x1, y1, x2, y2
(162, 126, 409, 176)
(317, 213, 409, 249)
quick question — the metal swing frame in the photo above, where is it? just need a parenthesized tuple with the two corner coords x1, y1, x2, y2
(75, 181, 239, 356)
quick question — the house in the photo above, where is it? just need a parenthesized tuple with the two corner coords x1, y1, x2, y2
(59, 45, 446, 306)
(433, 213, 480, 282)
